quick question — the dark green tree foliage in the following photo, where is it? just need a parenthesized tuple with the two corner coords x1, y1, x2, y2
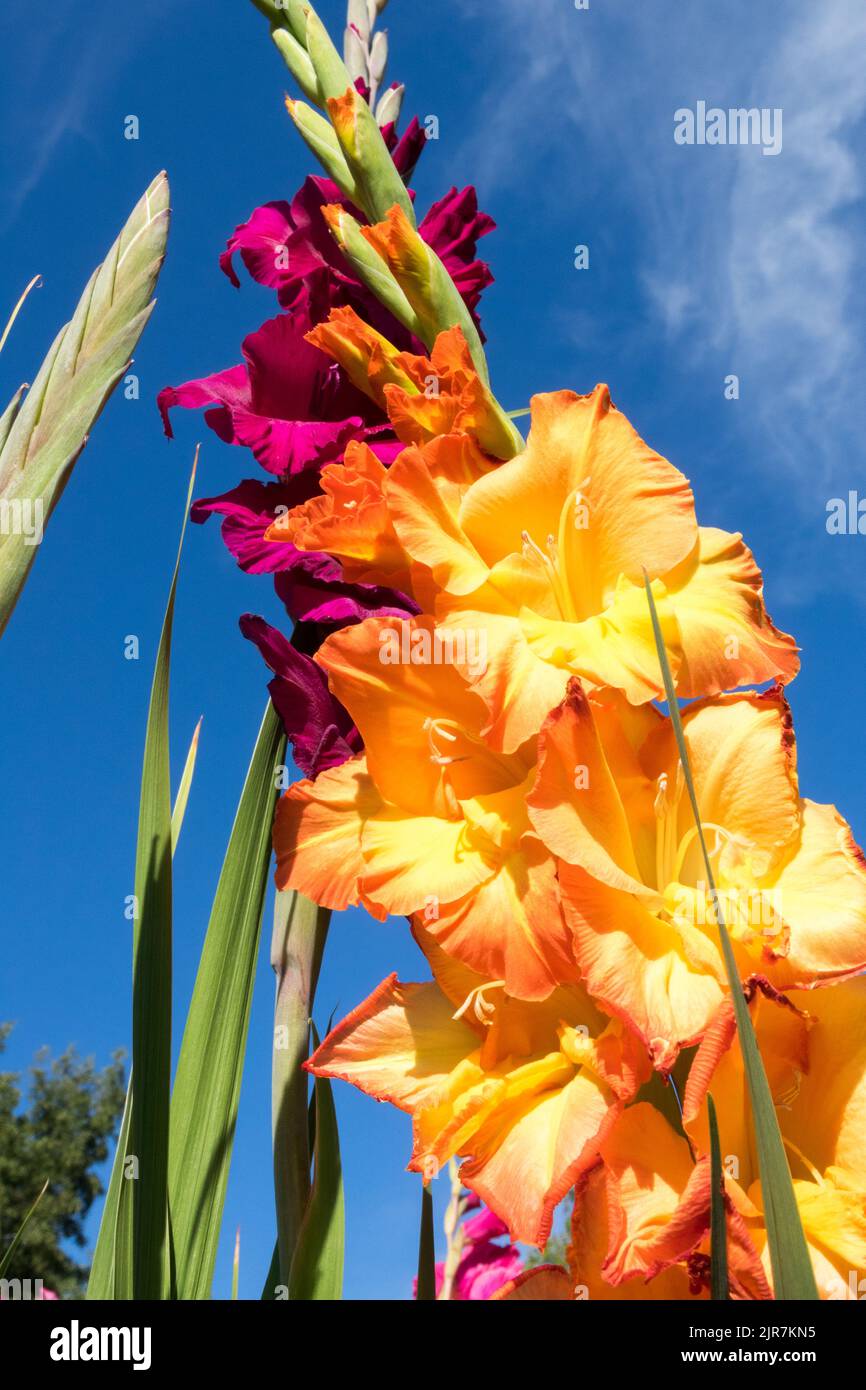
(0, 1024, 125, 1297)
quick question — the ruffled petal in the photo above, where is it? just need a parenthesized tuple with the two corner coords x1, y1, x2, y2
(558, 862, 725, 1069)
(307, 973, 480, 1112)
(273, 756, 382, 910)
(663, 527, 799, 695)
(458, 386, 697, 599)
(767, 800, 866, 987)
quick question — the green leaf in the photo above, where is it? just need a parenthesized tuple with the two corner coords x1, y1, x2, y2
(261, 1240, 281, 1301)
(707, 1093, 729, 1301)
(288, 1023, 344, 1300)
(125, 459, 196, 1300)
(643, 574, 818, 1300)
(86, 1076, 132, 1299)
(112, 1150, 135, 1301)
(271, 891, 331, 1287)
(88, 718, 199, 1302)
(0, 1179, 49, 1279)
(170, 716, 202, 856)
(415, 1184, 436, 1301)
(0, 173, 169, 637)
(167, 699, 286, 1299)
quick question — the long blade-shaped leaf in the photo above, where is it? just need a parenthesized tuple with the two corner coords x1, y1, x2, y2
(643, 575, 817, 1300)
(125, 460, 195, 1300)
(170, 717, 202, 855)
(0, 173, 169, 636)
(168, 700, 286, 1299)
(416, 1184, 436, 1301)
(0, 1179, 49, 1278)
(261, 1240, 281, 1301)
(86, 1075, 132, 1298)
(88, 725, 201, 1300)
(271, 891, 331, 1288)
(707, 1093, 729, 1301)
(288, 1023, 344, 1300)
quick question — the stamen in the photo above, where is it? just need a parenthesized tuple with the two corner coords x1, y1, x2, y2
(782, 1136, 824, 1187)
(521, 529, 552, 570)
(423, 717, 461, 766)
(452, 981, 506, 1027)
(654, 773, 671, 891)
(672, 821, 732, 885)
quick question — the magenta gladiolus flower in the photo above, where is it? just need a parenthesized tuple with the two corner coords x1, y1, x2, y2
(158, 314, 391, 478)
(239, 615, 362, 777)
(158, 92, 497, 764)
(220, 174, 495, 339)
(413, 1200, 524, 1301)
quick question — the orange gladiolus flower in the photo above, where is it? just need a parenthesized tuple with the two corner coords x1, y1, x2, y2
(265, 434, 494, 600)
(264, 441, 416, 591)
(305, 300, 417, 406)
(272, 614, 578, 998)
(307, 306, 518, 459)
(527, 681, 866, 1069)
(306, 928, 648, 1247)
(384, 385, 798, 751)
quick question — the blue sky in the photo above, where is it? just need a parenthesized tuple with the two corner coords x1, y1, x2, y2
(1, 0, 865, 1300)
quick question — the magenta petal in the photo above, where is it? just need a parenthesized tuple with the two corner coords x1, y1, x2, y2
(457, 1250, 525, 1301)
(230, 408, 366, 477)
(419, 186, 495, 333)
(220, 200, 294, 290)
(385, 116, 426, 182)
(462, 1206, 511, 1245)
(274, 558, 419, 629)
(157, 365, 249, 439)
(158, 312, 389, 476)
(190, 477, 318, 574)
(239, 614, 361, 777)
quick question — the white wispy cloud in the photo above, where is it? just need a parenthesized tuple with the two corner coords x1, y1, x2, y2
(0, 0, 170, 231)
(459, 0, 866, 505)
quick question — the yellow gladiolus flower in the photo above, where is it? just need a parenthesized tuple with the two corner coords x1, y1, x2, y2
(384, 384, 799, 751)
(527, 680, 866, 1069)
(272, 614, 578, 999)
(499, 978, 866, 1300)
(306, 927, 648, 1247)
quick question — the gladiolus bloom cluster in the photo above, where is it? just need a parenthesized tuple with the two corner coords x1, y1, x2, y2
(160, 41, 866, 1302)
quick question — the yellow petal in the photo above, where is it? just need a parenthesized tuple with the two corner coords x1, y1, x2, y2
(795, 1174, 866, 1279)
(459, 386, 697, 601)
(307, 973, 479, 1112)
(665, 527, 800, 696)
(528, 680, 651, 898)
(571, 1164, 701, 1301)
(461, 1065, 623, 1248)
(418, 834, 579, 1001)
(767, 800, 866, 986)
(360, 806, 494, 914)
(558, 862, 725, 1069)
(385, 443, 490, 596)
(784, 975, 866, 1183)
(441, 610, 570, 754)
(272, 757, 381, 910)
(317, 615, 517, 815)
(670, 687, 801, 879)
(521, 574, 682, 706)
